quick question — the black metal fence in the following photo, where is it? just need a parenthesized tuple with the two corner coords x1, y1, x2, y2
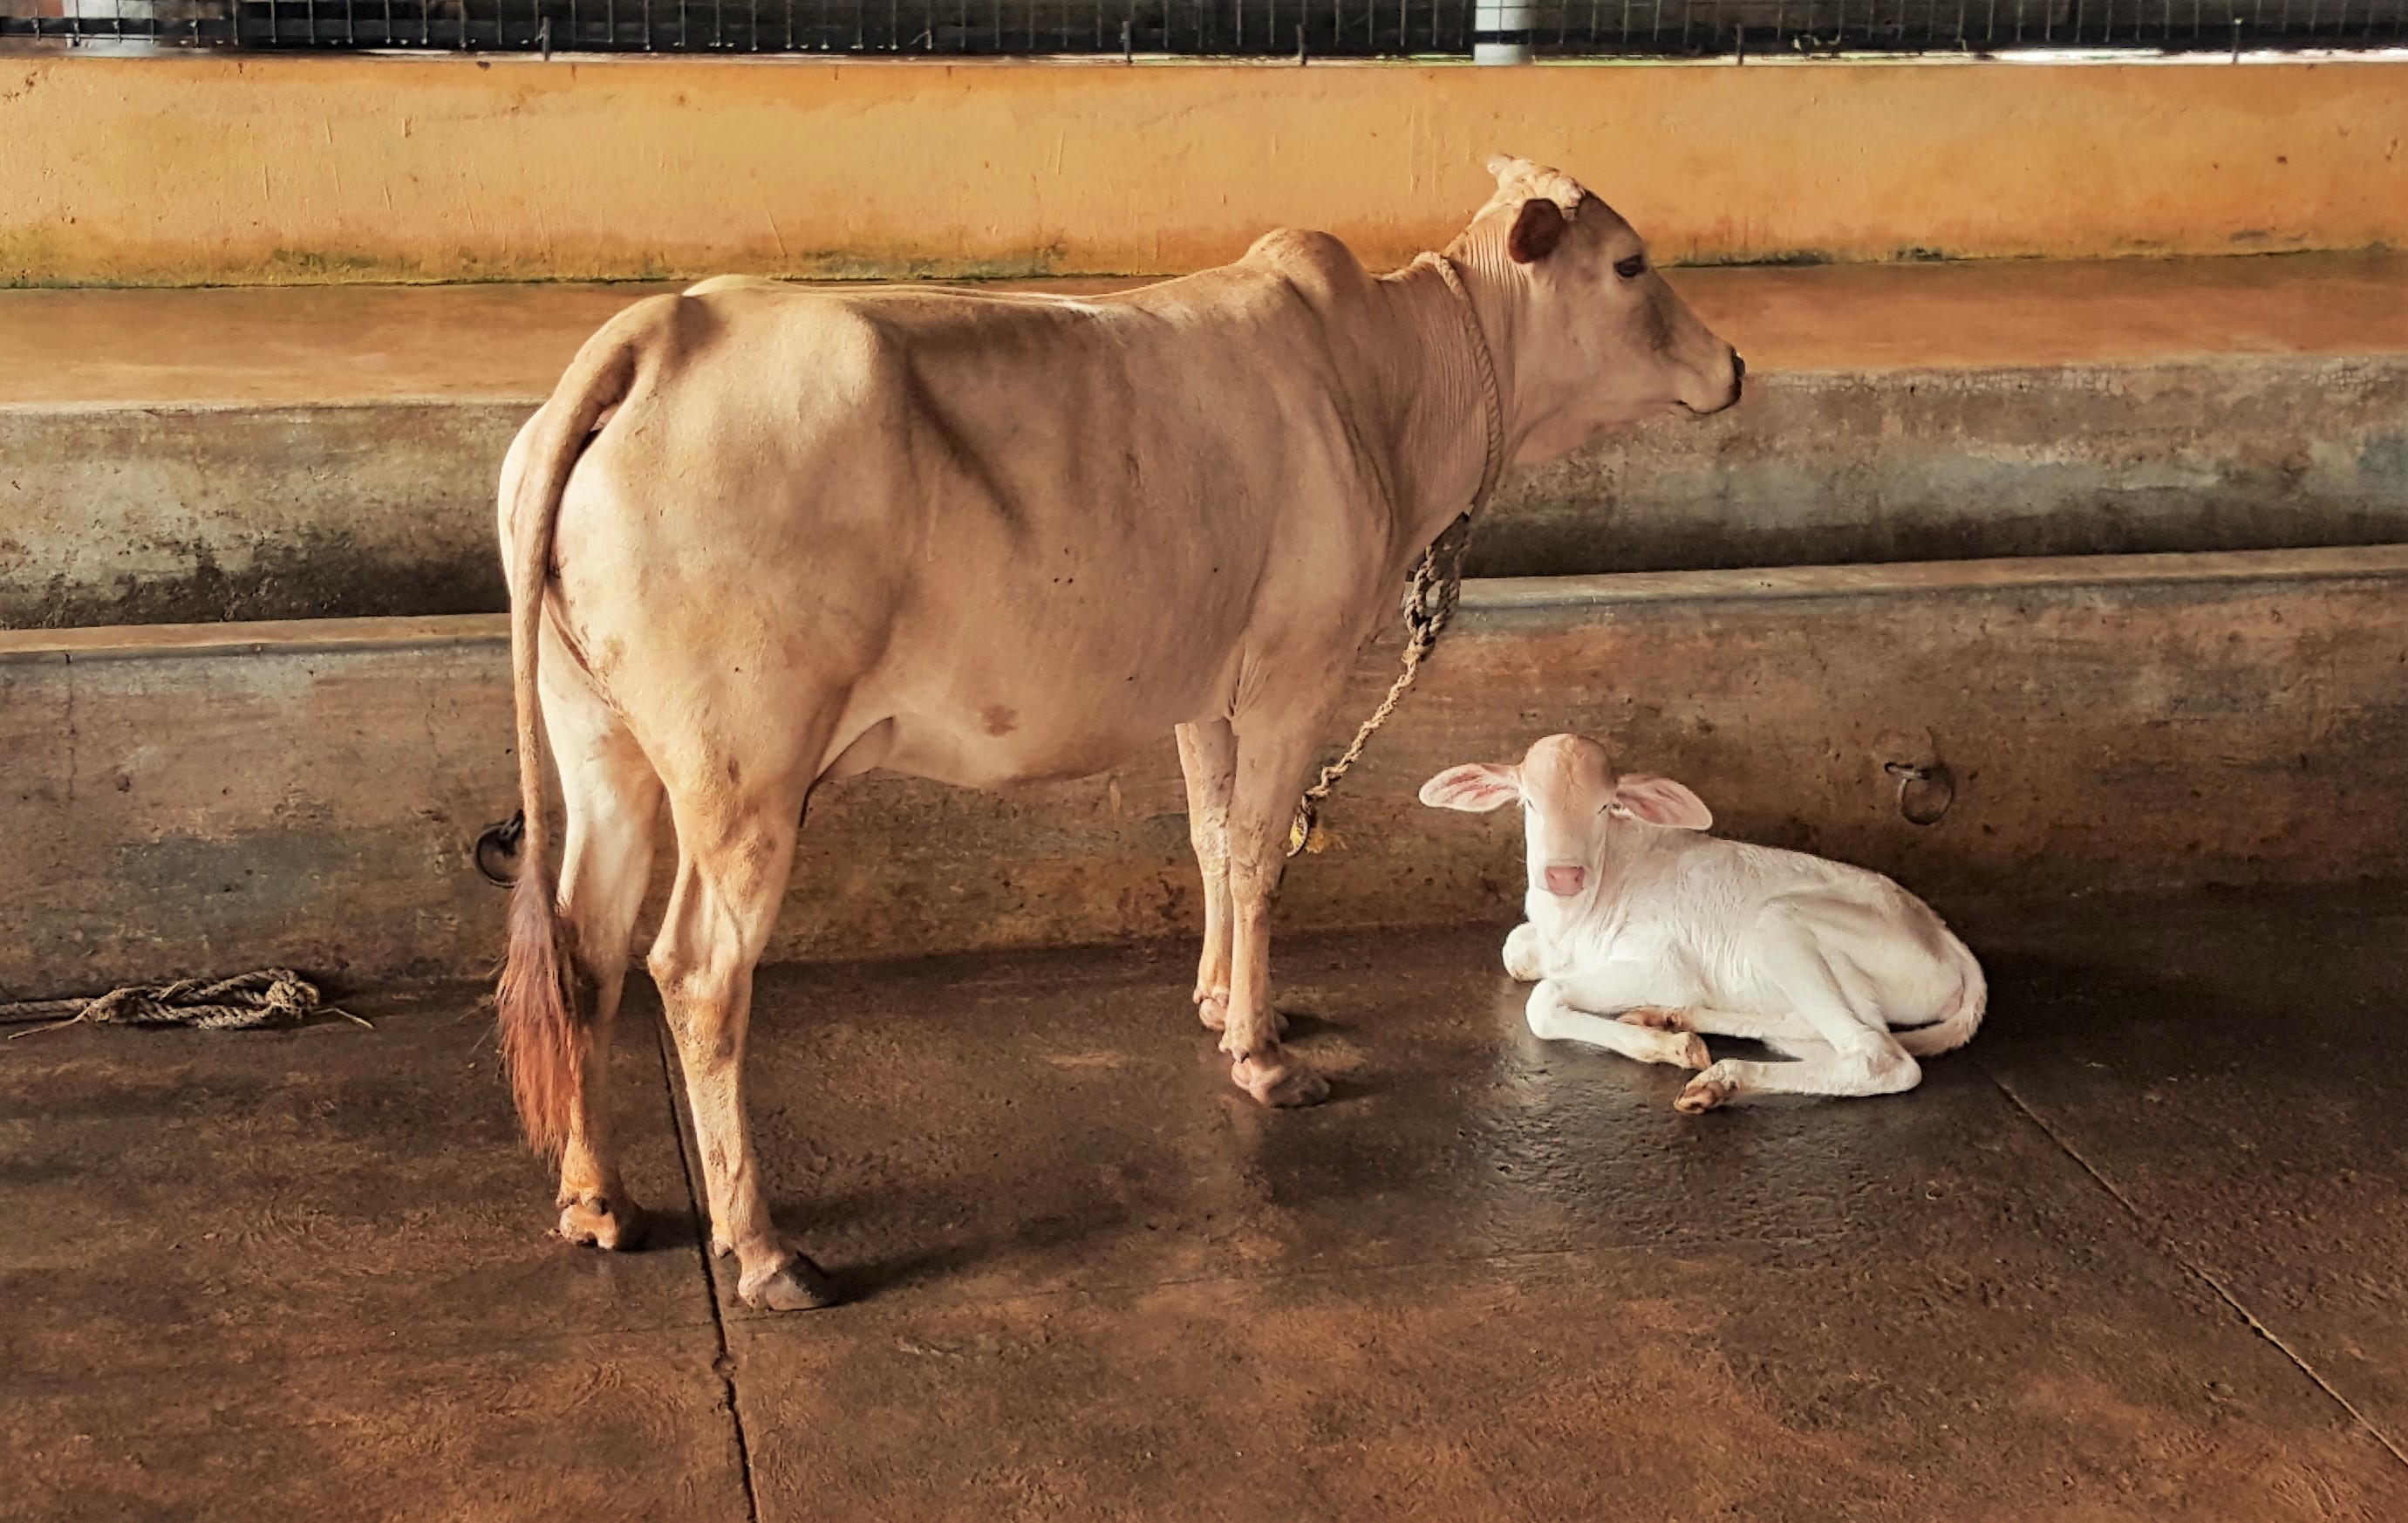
(4, 0, 2403, 54)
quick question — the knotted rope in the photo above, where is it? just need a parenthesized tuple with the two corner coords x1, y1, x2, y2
(1, 969, 366, 1039)
(1288, 252, 1506, 857)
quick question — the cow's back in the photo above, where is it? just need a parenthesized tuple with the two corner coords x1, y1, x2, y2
(549, 257, 1405, 791)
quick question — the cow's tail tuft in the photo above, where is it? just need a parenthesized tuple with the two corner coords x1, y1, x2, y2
(496, 329, 640, 1158)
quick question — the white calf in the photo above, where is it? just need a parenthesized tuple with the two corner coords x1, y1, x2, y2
(1420, 734, 1985, 1113)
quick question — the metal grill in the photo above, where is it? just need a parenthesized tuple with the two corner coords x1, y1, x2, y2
(5, 0, 2403, 53)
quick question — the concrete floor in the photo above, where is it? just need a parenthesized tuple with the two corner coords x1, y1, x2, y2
(10, 887, 2408, 1520)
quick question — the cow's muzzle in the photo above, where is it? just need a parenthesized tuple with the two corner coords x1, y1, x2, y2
(1542, 864, 1588, 897)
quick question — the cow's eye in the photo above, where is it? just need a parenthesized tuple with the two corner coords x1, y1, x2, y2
(1613, 255, 1647, 280)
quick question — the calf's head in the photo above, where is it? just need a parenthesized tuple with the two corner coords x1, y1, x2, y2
(1453, 156, 1743, 465)
(1420, 734, 1712, 900)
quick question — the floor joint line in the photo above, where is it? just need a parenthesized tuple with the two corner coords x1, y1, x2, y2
(1989, 1069, 2408, 1473)
(658, 1017, 765, 1523)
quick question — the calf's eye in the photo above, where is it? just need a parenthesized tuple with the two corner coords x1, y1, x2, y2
(1613, 255, 1647, 280)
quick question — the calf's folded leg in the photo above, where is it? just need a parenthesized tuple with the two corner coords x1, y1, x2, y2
(1526, 980, 1710, 1069)
(1675, 915, 1920, 1114)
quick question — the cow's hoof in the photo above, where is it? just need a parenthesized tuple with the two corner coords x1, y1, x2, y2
(1682, 1035, 1712, 1069)
(1675, 1068, 1736, 1115)
(738, 1253, 840, 1312)
(1233, 1053, 1329, 1108)
(558, 1193, 647, 1252)
(1197, 992, 1286, 1036)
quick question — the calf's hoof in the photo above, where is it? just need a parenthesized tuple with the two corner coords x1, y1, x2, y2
(557, 1193, 647, 1252)
(1618, 1006, 1689, 1032)
(1682, 1035, 1712, 1069)
(1232, 1052, 1329, 1108)
(737, 1252, 840, 1312)
(1675, 1068, 1736, 1115)
(1501, 923, 1544, 982)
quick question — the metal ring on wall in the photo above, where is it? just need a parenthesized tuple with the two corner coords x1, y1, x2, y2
(1884, 761, 1956, 827)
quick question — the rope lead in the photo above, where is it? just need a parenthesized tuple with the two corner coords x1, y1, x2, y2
(1, 969, 366, 1039)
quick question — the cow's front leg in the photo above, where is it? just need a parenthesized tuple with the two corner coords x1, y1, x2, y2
(1176, 720, 1238, 1034)
(651, 797, 836, 1312)
(1218, 723, 1331, 1108)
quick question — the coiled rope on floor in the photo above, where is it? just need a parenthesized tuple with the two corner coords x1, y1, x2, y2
(0, 969, 366, 1039)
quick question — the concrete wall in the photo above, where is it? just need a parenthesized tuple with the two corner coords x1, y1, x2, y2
(9, 546, 2406, 997)
(14, 359, 2406, 626)
(3, 402, 521, 625)
(7, 56, 2405, 286)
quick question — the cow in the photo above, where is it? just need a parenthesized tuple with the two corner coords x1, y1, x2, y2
(1419, 734, 1986, 1112)
(495, 156, 1743, 1309)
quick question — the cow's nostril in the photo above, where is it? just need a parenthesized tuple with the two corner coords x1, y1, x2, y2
(1543, 865, 1587, 897)
(1730, 352, 1746, 386)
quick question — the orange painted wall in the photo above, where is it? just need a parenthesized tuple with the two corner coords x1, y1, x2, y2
(4, 54, 2402, 285)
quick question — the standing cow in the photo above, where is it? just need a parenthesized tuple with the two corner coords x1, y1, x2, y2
(495, 156, 1743, 1309)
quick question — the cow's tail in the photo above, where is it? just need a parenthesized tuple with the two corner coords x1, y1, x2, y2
(496, 329, 641, 1158)
(1894, 926, 1987, 1059)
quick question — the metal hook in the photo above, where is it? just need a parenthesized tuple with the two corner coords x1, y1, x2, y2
(1884, 761, 1956, 827)
(474, 810, 526, 887)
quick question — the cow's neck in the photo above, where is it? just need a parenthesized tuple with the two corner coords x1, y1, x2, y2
(1378, 256, 1519, 561)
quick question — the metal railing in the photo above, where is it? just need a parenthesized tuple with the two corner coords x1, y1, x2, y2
(4, 0, 2403, 54)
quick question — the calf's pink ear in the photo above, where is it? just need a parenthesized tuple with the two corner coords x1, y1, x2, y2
(1419, 762, 1523, 813)
(1608, 774, 1712, 830)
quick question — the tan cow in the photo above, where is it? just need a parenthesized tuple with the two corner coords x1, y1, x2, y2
(495, 156, 1742, 1310)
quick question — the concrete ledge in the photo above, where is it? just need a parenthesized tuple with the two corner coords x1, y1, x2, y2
(8, 57, 2407, 285)
(9, 545, 2407, 997)
(12, 358, 2406, 625)
(10, 256, 2404, 626)
(1, 401, 525, 625)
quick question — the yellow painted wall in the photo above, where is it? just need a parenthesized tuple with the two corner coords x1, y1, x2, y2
(4, 55, 2403, 286)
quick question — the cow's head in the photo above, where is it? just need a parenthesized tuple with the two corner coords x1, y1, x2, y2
(1451, 156, 1743, 467)
(1419, 734, 1712, 902)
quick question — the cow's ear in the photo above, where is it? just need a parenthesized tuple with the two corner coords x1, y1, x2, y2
(1420, 762, 1523, 813)
(1507, 198, 1568, 264)
(1607, 775, 1713, 830)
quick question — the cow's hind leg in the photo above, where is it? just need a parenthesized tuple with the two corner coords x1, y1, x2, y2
(650, 782, 835, 1311)
(543, 644, 662, 1251)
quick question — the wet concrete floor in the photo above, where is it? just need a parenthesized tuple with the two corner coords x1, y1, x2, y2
(9, 885, 2408, 1520)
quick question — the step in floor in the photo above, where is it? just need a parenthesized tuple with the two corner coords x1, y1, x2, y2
(10, 886, 2408, 1520)
(10, 253, 2407, 408)
(8, 251, 2408, 626)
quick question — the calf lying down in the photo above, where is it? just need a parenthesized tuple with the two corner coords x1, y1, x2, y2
(1421, 734, 1984, 1112)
